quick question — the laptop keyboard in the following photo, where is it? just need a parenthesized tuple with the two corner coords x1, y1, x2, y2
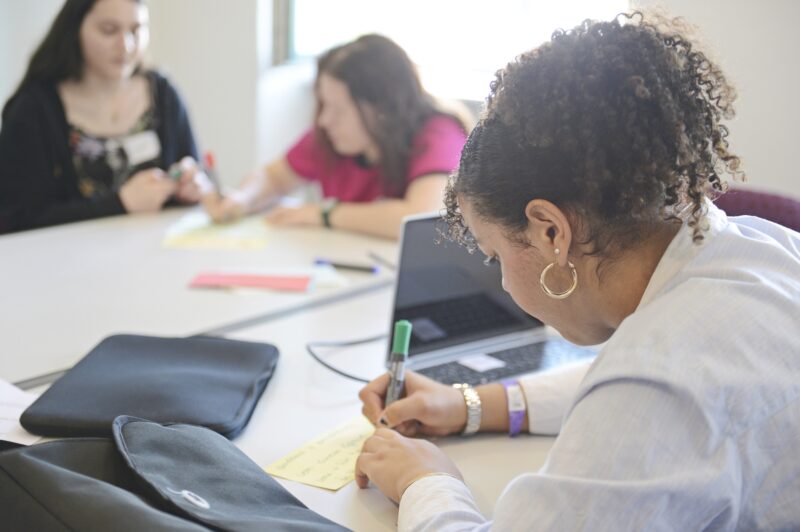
(416, 340, 595, 386)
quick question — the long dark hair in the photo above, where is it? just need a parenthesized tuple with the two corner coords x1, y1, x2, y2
(314, 34, 461, 196)
(3, 0, 142, 115)
(445, 12, 741, 261)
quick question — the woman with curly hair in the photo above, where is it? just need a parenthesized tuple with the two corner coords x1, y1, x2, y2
(356, 13, 800, 530)
(202, 34, 469, 239)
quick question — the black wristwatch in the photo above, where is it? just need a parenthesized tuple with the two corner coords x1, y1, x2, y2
(320, 198, 339, 229)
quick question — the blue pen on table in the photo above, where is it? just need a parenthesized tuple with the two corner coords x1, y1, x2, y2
(385, 320, 412, 407)
(314, 258, 380, 274)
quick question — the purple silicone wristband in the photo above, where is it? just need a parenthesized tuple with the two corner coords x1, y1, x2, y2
(502, 379, 525, 437)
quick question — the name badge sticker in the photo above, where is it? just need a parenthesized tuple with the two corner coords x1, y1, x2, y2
(121, 130, 161, 166)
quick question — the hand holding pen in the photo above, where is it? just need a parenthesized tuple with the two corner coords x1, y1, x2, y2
(358, 369, 472, 437)
(384, 320, 412, 407)
(167, 156, 204, 204)
(167, 151, 223, 203)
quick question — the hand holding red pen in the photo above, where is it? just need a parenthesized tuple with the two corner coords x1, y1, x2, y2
(202, 153, 265, 224)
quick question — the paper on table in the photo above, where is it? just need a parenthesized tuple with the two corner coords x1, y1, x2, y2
(0, 379, 40, 446)
(266, 416, 375, 491)
(190, 272, 312, 292)
(163, 211, 270, 250)
(189, 265, 348, 293)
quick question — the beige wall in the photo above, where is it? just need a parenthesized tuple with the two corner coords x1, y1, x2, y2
(634, 0, 800, 198)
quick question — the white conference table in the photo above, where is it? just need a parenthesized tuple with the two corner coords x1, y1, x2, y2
(0, 208, 396, 384)
(2, 209, 556, 530)
(228, 285, 556, 530)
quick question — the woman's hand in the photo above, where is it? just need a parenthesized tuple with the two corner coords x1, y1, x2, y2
(202, 192, 247, 223)
(359, 371, 467, 437)
(355, 428, 462, 503)
(172, 156, 204, 204)
(201, 170, 268, 224)
(265, 204, 323, 227)
(119, 168, 176, 213)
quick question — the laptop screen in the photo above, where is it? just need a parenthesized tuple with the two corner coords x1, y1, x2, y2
(389, 214, 542, 359)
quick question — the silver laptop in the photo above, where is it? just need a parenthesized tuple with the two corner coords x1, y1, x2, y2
(386, 213, 594, 386)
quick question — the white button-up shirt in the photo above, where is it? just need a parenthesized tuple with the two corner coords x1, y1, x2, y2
(399, 203, 800, 531)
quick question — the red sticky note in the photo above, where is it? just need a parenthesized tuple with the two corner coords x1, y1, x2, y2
(190, 272, 312, 292)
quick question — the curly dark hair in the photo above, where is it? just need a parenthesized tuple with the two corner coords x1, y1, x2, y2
(444, 12, 742, 259)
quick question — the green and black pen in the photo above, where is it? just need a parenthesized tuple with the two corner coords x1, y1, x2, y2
(385, 320, 412, 406)
(167, 151, 221, 195)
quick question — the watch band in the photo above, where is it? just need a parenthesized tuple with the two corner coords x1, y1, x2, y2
(320, 198, 339, 229)
(452, 383, 481, 436)
(502, 379, 526, 437)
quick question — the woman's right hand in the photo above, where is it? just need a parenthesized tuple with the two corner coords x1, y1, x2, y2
(201, 191, 248, 223)
(201, 168, 268, 223)
(119, 168, 177, 213)
(359, 371, 467, 437)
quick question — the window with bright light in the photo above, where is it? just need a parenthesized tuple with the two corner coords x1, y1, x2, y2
(289, 0, 630, 101)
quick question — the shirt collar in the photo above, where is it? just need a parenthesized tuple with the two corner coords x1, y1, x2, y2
(636, 199, 728, 309)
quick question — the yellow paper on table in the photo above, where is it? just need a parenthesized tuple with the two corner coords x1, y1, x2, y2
(162, 211, 270, 250)
(266, 416, 375, 491)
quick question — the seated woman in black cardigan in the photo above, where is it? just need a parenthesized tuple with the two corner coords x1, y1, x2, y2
(0, 0, 202, 234)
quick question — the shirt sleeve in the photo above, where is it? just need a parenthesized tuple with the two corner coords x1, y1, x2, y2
(398, 374, 740, 531)
(285, 129, 322, 182)
(398, 475, 489, 532)
(518, 359, 591, 435)
(406, 116, 467, 183)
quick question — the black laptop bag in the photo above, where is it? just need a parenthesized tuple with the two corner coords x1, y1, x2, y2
(0, 416, 348, 531)
(21, 334, 279, 439)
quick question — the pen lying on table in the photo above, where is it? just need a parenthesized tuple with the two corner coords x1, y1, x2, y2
(314, 258, 380, 274)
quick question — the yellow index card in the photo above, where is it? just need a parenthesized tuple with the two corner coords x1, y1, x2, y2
(266, 415, 375, 491)
(162, 211, 270, 250)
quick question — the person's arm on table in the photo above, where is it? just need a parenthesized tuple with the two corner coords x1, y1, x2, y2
(202, 158, 302, 222)
(517, 359, 591, 435)
(324, 174, 447, 239)
(361, 365, 739, 531)
(356, 361, 589, 530)
(268, 174, 447, 239)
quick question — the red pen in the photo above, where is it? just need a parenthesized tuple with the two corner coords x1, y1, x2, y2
(203, 151, 222, 194)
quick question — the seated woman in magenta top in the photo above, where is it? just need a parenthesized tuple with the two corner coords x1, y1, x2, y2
(202, 34, 470, 239)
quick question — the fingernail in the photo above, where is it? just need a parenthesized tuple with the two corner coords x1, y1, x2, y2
(378, 416, 388, 426)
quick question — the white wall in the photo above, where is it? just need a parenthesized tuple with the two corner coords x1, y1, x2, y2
(255, 62, 315, 164)
(146, 0, 263, 186)
(634, 0, 800, 198)
(0, 0, 63, 117)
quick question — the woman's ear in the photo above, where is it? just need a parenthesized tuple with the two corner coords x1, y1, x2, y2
(524, 199, 573, 266)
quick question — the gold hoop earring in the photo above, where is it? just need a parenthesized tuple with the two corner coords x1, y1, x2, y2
(540, 258, 578, 300)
